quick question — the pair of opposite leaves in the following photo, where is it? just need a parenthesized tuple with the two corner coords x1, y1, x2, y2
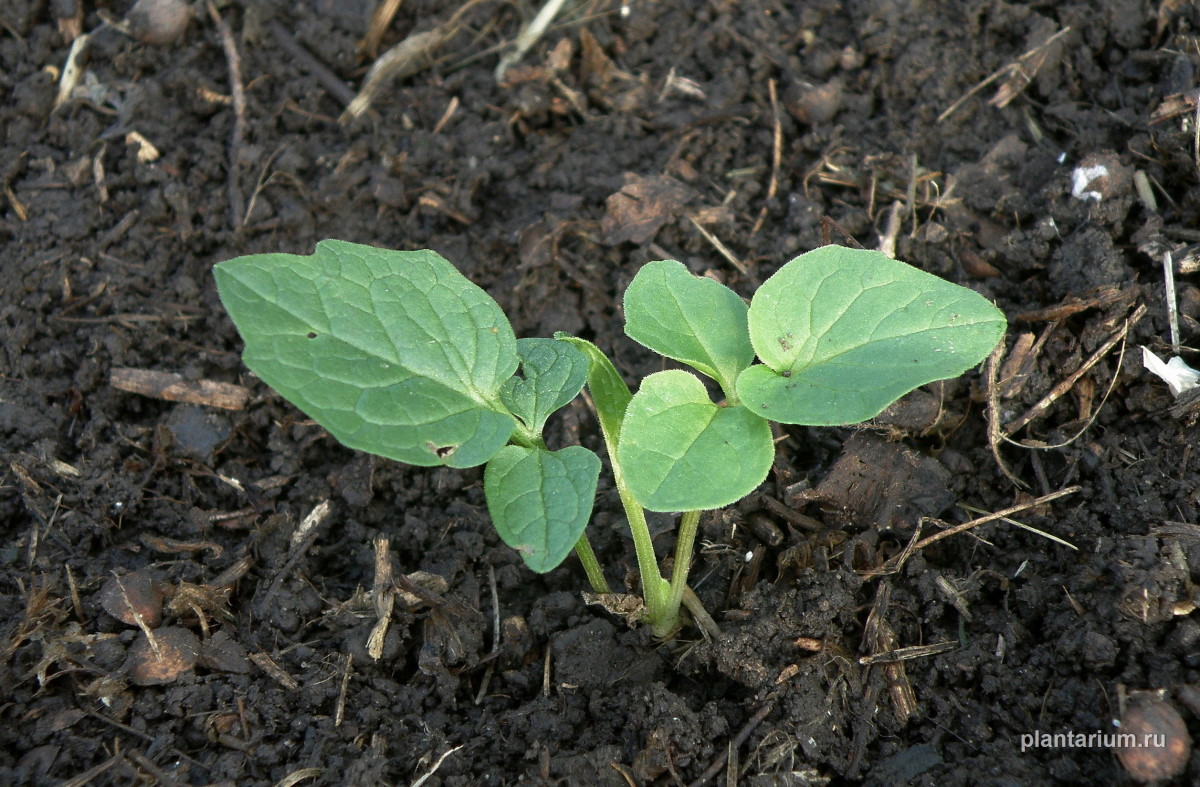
(214, 240, 1005, 570)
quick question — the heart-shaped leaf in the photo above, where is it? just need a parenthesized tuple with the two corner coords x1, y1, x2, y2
(737, 246, 1006, 425)
(484, 445, 601, 573)
(617, 370, 773, 512)
(499, 338, 589, 435)
(623, 260, 754, 399)
(214, 240, 518, 467)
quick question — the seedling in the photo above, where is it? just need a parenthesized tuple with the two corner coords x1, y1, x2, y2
(214, 241, 1005, 637)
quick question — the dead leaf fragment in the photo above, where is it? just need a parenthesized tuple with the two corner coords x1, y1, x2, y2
(792, 433, 954, 531)
(582, 592, 646, 626)
(396, 571, 450, 607)
(600, 173, 696, 245)
(1149, 90, 1199, 124)
(576, 27, 605, 79)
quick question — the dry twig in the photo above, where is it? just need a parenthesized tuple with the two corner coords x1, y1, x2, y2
(361, 0, 405, 60)
(53, 33, 91, 111)
(938, 27, 1072, 122)
(861, 582, 917, 724)
(249, 652, 299, 690)
(687, 697, 776, 787)
(334, 652, 352, 727)
(681, 586, 722, 640)
(913, 486, 1080, 553)
(688, 216, 749, 276)
(985, 343, 1025, 488)
(494, 0, 570, 81)
(268, 20, 355, 107)
(750, 78, 782, 237)
(1003, 304, 1145, 434)
(366, 536, 395, 660)
(410, 745, 464, 787)
(341, 0, 489, 122)
(1164, 251, 1181, 351)
(206, 1, 247, 229)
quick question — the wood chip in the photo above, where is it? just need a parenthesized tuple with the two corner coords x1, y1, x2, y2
(249, 652, 299, 690)
(862, 583, 918, 724)
(1013, 285, 1135, 322)
(110, 367, 249, 410)
(367, 536, 395, 660)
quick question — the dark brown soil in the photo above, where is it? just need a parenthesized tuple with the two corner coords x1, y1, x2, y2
(4, 1, 1200, 784)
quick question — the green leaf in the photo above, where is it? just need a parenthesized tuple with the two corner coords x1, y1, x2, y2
(484, 445, 601, 573)
(214, 240, 518, 468)
(554, 334, 632, 448)
(617, 370, 773, 512)
(737, 246, 1007, 425)
(623, 260, 754, 399)
(499, 338, 589, 435)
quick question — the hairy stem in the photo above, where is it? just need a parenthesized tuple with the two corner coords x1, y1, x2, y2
(507, 422, 547, 451)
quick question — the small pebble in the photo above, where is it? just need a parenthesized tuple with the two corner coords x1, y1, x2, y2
(1115, 697, 1191, 783)
(125, 0, 192, 46)
(784, 78, 844, 126)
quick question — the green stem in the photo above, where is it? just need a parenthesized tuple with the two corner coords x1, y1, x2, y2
(553, 335, 672, 633)
(614, 467, 670, 623)
(661, 509, 703, 636)
(572, 533, 610, 594)
(507, 422, 547, 451)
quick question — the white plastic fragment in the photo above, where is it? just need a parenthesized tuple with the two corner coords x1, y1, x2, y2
(1071, 164, 1108, 201)
(1141, 347, 1200, 397)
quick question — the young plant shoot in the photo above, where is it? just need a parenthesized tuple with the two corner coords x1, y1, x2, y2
(214, 240, 1006, 637)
